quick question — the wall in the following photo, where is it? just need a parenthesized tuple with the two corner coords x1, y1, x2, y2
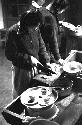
(69, 0, 82, 26)
(0, 0, 4, 29)
(1, 0, 30, 28)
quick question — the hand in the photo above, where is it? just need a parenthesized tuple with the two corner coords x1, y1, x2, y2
(46, 63, 53, 69)
(58, 58, 64, 65)
(46, 63, 56, 72)
(31, 56, 40, 66)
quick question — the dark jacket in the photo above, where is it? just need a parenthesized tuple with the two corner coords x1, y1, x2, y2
(5, 21, 50, 70)
(39, 7, 61, 63)
(5, 9, 51, 98)
(5, 15, 51, 98)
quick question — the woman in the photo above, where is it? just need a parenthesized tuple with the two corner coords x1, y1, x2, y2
(5, 10, 50, 99)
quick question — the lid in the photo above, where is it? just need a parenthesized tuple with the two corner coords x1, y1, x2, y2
(20, 86, 58, 109)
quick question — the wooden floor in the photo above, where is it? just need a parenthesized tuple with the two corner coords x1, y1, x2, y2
(0, 48, 12, 125)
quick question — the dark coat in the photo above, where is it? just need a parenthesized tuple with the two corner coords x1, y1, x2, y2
(5, 22, 50, 69)
(39, 7, 61, 63)
(5, 11, 50, 98)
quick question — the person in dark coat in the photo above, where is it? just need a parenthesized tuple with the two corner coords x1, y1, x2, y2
(32, 0, 64, 65)
(38, 0, 68, 65)
(5, 10, 50, 99)
(39, 7, 61, 63)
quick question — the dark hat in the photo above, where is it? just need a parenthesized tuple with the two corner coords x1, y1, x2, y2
(20, 11, 41, 26)
(20, 10, 41, 33)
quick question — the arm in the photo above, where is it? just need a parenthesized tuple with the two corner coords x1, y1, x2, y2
(50, 26, 64, 65)
(38, 30, 50, 65)
(52, 27, 61, 60)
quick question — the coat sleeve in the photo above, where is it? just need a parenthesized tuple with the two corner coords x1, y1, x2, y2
(38, 30, 50, 65)
(5, 29, 32, 69)
(51, 25, 61, 61)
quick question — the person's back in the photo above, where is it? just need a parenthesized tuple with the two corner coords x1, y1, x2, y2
(38, 0, 68, 64)
(39, 6, 61, 63)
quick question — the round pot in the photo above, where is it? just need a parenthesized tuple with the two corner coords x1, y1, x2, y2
(21, 86, 58, 119)
(27, 103, 59, 120)
(52, 75, 73, 97)
(21, 86, 58, 107)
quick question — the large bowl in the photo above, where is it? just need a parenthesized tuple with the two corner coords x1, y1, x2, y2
(20, 86, 58, 119)
(20, 86, 58, 107)
(63, 61, 82, 75)
(52, 75, 73, 97)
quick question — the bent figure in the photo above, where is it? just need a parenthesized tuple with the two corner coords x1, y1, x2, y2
(5, 10, 50, 99)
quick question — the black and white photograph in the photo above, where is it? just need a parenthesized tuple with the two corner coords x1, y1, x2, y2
(0, 0, 82, 125)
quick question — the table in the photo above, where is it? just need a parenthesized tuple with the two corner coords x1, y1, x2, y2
(2, 84, 82, 125)
(2, 50, 82, 125)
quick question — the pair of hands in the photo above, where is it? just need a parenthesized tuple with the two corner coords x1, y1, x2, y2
(31, 56, 64, 73)
(46, 58, 64, 67)
(46, 59, 64, 73)
(29, 55, 64, 67)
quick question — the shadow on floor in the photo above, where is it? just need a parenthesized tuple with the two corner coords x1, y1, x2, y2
(0, 48, 12, 125)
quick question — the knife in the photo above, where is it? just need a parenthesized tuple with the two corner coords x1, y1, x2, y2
(31, 56, 57, 74)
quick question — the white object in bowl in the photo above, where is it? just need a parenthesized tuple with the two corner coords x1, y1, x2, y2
(63, 61, 82, 74)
